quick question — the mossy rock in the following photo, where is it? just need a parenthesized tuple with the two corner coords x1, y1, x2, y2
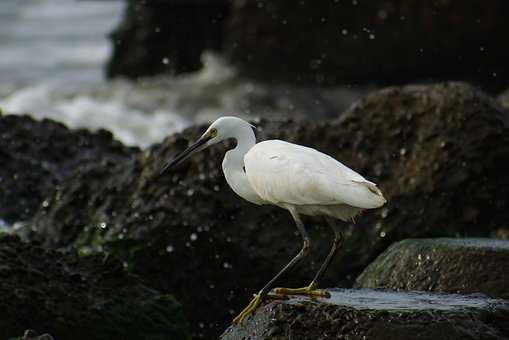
(355, 238, 509, 298)
(221, 289, 509, 340)
(0, 234, 190, 340)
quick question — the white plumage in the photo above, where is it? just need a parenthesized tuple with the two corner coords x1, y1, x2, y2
(161, 115, 386, 324)
(244, 140, 385, 221)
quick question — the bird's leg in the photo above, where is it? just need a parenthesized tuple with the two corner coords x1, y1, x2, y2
(232, 210, 311, 324)
(274, 219, 344, 299)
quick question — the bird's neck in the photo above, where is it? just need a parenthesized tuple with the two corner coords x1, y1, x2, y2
(222, 125, 264, 205)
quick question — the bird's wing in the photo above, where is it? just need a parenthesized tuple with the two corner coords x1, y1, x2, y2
(244, 140, 384, 209)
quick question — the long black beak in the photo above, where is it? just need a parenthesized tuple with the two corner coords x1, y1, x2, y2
(160, 136, 209, 175)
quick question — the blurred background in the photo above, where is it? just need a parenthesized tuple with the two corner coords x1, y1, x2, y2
(2, 0, 508, 148)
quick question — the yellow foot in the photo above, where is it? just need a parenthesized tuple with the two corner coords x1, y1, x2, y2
(232, 293, 287, 325)
(232, 293, 263, 325)
(274, 281, 331, 298)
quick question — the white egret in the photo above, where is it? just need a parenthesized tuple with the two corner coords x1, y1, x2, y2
(161, 116, 386, 324)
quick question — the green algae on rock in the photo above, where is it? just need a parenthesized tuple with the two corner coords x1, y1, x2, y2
(355, 238, 509, 298)
(221, 289, 509, 340)
(0, 234, 190, 340)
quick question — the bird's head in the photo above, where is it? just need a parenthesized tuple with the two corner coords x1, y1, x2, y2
(160, 116, 254, 174)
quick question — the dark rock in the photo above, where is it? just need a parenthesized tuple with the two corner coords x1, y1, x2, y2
(0, 234, 190, 340)
(226, 0, 509, 87)
(220, 289, 509, 340)
(355, 238, 509, 298)
(0, 113, 135, 223)
(9, 330, 55, 340)
(107, 0, 228, 79)
(28, 82, 509, 339)
(108, 0, 509, 87)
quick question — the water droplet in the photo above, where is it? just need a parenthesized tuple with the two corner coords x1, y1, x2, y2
(341, 29, 348, 35)
(379, 231, 386, 237)
(369, 33, 375, 40)
(122, 261, 129, 268)
(399, 147, 407, 156)
(186, 189, 195, 196)
(190, 233, 198, 241)
(166, 245, 174, 253)
(223, 262, 232, 269)
(42, 200, 49, 208)
(99, 222, 107, 229)
(213, 185, 220, 191)
(162, 57, 170, 64)
(199, 323, 205, 328)
(378, 10, 388, 20)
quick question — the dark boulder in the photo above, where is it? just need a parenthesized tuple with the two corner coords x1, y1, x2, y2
(221, 289, 509, 340)
(107, 0, 509, 87)
(0, 113, 135, 223)
(355, 238, 509, 298)
(107, 0, 228, 79)
(224, 0, 509, 88)
(0, 234, 190, 340)
(28, 82, 509, 339)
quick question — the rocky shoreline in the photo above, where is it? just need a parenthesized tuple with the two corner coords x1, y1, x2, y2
(1, 82, 509, 339)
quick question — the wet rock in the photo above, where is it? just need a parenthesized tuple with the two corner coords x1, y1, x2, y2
(0, 234, 190, 340)
(29, 82, 509, 339)
(220, 289, 509, 340)
(0, 113, 135, 223)
(9, 330, 55, 340)
(107, 0, 228, 79)
(226, 0, 509, 87)
(355, 238, 509, 298)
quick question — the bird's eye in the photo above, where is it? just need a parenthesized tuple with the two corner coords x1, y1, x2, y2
(210, 128, 217, 136)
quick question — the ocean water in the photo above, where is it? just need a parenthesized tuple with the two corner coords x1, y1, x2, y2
(0, 0, 368, 147)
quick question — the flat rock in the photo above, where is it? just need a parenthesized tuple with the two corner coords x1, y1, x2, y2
(221, 289, 509, 340)
(0, 234, 190, 340)
(355, 238, 509, 298)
